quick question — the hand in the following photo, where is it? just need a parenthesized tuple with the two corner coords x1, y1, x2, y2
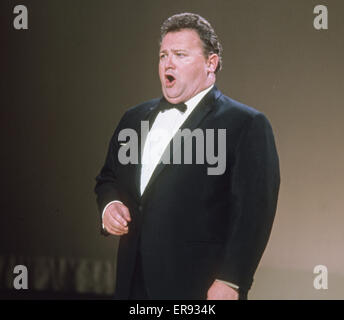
(103, 202, 131, 236)
(206, 280, 239, 300)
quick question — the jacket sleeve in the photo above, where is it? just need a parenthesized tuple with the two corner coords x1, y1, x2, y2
(217, 112, 280, 292)
(94, 116, 126, 236)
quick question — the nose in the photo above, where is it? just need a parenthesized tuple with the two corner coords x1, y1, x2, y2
(164, 54, 175, 70)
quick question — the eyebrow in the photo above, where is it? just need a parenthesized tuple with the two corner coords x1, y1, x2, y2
(159, 49, 188, 54)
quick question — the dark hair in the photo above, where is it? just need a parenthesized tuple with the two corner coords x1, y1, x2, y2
(160, 13, 223, 73)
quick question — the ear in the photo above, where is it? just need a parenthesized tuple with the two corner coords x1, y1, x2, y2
(207, 53, 219, 73)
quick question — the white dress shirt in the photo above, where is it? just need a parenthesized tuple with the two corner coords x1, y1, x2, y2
(140, 85, 214, 195)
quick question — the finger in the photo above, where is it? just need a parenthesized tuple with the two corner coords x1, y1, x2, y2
(118, 204, 131, 222)
(105, 222, 128, 236)
(114, 212, 128, 227)
(105, 224, 119, 235)
(108, 215, 129, 232)
(113, 218, 129, 231)
(108, 204, 131, 224)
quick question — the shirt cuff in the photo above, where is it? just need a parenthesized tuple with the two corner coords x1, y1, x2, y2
(215, 279, 239, 291)
(102, 200, 123, 229)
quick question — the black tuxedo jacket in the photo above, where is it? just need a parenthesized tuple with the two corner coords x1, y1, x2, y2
(94, 86, 280, 299)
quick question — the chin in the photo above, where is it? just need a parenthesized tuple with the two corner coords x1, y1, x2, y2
(163, 89, 179, 100)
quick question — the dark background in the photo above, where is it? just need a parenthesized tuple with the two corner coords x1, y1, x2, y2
(1, 0, 343, 299)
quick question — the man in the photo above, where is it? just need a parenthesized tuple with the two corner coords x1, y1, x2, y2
(95, 13, 280, 300)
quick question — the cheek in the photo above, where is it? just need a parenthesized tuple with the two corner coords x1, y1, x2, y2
(186, 66, 204, 83)
(180, 63, 196, 79)
(158, 64, 164, 80)
(183, 60, 205, 78)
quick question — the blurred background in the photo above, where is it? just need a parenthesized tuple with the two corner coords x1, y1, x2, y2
(1, 0, 343, 299)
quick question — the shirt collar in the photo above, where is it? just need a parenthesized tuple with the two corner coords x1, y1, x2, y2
(184, 84, 214, 113)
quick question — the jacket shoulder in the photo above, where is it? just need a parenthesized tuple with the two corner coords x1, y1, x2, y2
(217, 93, 261, 119)
(125, 98, 160, 117)
(213, 91, 273, 131)
(114, 98, 160, 129)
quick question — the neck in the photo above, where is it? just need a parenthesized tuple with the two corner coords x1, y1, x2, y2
(192, 77, 215, 99)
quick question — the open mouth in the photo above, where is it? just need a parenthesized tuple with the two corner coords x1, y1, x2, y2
(165, 74, 176, 87)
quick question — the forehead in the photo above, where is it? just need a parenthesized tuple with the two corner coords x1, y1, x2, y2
(160, 29, 203, 51)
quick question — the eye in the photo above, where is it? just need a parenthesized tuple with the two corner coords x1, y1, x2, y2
(160, 53, 167, 60)
(176, 52, 185, 57)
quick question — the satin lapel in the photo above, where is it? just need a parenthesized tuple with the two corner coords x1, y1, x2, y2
(140, 86, 221, 202)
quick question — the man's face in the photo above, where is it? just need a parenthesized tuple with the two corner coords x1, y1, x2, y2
(159, 29, 210, 104)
